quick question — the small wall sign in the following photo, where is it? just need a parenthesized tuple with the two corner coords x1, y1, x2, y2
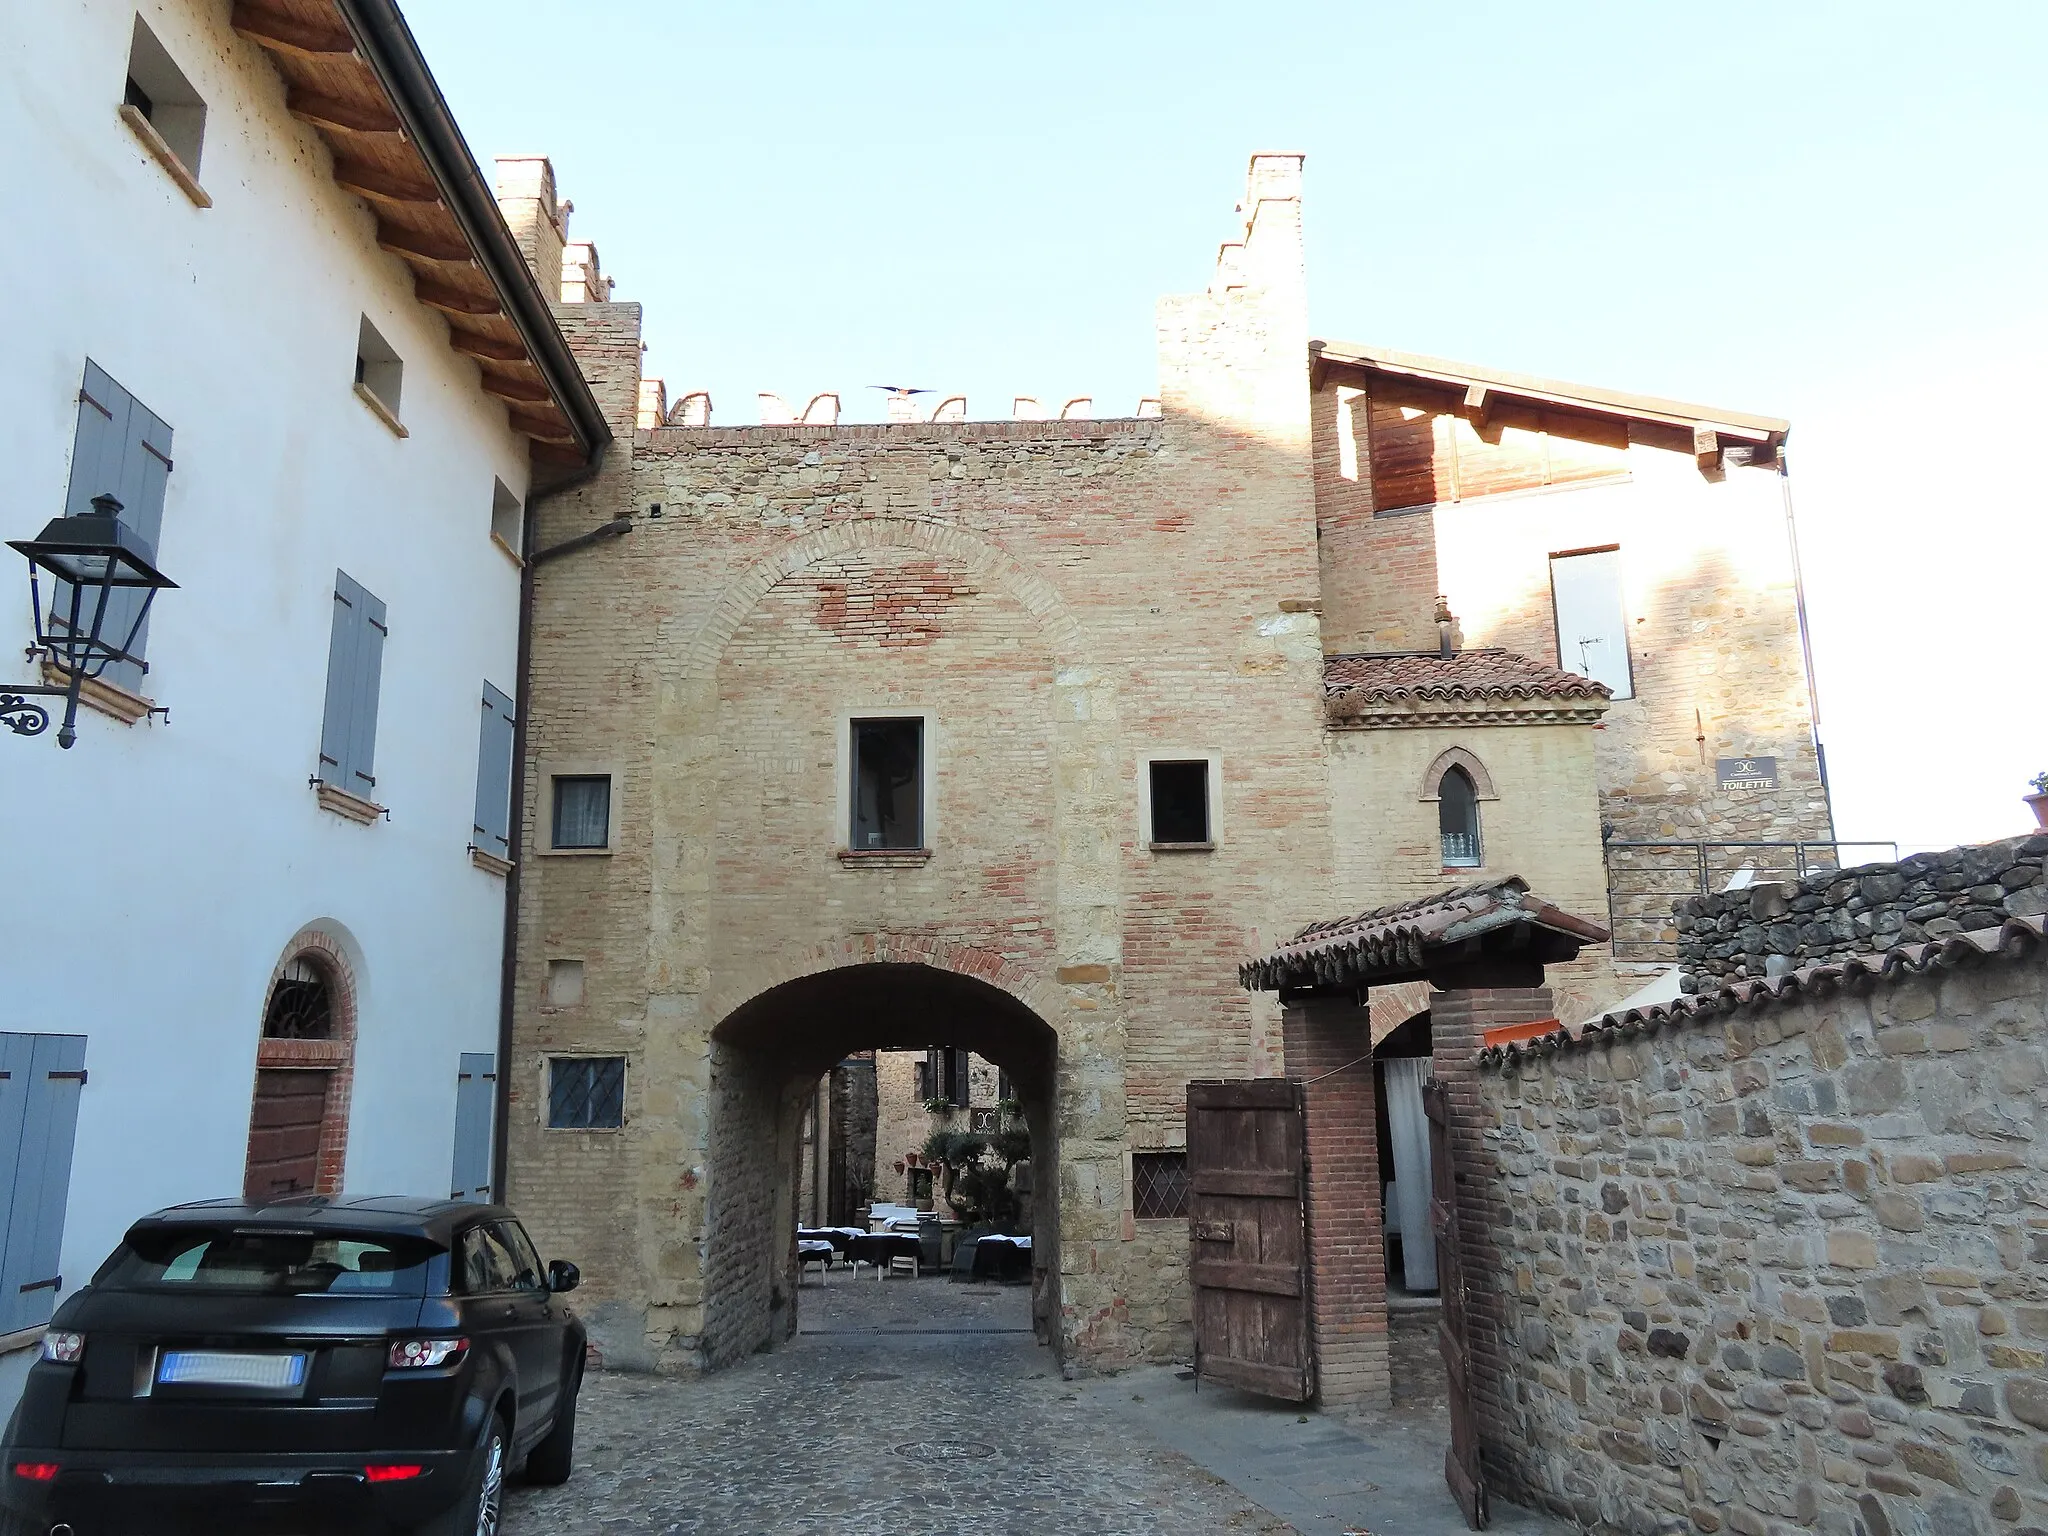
(1717, 756, 1779, 791)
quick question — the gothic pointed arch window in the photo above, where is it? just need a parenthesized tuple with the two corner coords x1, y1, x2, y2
(1438, 765, 1482, 869)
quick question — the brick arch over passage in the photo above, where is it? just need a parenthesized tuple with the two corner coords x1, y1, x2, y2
(701, 957, 1063, 1372)
(242, 923, 360, 1202)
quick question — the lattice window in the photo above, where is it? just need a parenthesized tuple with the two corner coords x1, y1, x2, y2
(547, 1056, 625, 1130)
(1132, 1151, 1191, 1220)
(262, 959, 332, 1040)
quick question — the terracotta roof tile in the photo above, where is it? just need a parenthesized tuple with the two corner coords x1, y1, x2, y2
(1323, 649, 1610, 706)
(1478, 916, 2047, 1070)
(1242, 878, 1609, 993)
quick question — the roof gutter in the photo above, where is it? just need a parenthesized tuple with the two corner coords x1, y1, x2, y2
(333, 0, 611, 461)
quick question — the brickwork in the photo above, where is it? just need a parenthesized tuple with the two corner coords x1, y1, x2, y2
(1282, 994, 1390, 1409)
(508, 157, 1332, 1374)
(1433, 982, 1557, 1490)
(1473, 935, 2048, 1536)
(244, 925, 360, 1199)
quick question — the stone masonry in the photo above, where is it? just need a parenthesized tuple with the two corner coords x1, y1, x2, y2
(1471, 908, 2048, 1536)
(1679, 836, 2048, 987)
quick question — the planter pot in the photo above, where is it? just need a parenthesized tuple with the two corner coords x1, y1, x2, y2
(2029, 792, 2048, 831)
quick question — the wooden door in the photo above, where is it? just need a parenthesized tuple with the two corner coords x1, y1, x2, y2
(1425, 1077, 1488, 1529)
(1186, 1079, 1311, 1401)
(245, 1069, 329, 1203)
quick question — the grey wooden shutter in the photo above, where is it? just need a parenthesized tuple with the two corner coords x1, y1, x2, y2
(450, 1053, 496, 1201)
(317, 571, 387, 798)
(472, 683, 516, 858)
(0, 1035, 87, 1335)
(60, 363, 172, 693)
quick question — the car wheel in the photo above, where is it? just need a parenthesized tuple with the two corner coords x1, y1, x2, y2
(520, 1369, 579, 1487)
(423, 1415, 507, 1536)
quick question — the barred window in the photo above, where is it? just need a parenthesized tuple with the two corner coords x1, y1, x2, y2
(548, 1056, 625, 1129)
(262, 958, 333, 1040)
(1132, 1151, 1191, 1220)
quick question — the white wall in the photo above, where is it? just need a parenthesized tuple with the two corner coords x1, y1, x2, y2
(0, 0, 527, 1317)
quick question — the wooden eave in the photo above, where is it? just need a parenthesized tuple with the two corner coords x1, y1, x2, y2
(1311, 340, 1789, 451)
(230, 0, 603, 467)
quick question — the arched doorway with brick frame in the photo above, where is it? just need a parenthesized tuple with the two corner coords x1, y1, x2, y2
(703, 952, 1064, 1370)
(242, 925, 359, 1203)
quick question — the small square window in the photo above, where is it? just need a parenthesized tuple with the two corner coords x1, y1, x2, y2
(124, 16, 206, 176)
(551, 775, 612, 850)
(1133, 1151, 1191, 1219)
(545, 958, 584, 1008)
(355, 316, 404, 420)
(851, 718, 923, 850)
(547, 1057, 624, 1130)
(1148, 760, 1210, 845)
(491, 478, 524, 557)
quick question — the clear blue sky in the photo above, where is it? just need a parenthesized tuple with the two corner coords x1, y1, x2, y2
(407, 1, 2046, 851)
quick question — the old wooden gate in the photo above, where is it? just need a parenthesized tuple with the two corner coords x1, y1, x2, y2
(1425, 1077, 1488, 1528)
(1185, 1079, 1312, 1401)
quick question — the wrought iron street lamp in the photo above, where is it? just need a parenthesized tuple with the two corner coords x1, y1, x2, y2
(5, 495, 177, 749)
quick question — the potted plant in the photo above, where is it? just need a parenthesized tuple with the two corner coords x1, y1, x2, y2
(2029, 772, 2048, 831)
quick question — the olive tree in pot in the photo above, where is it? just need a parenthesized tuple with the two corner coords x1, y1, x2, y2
(2028, 771, 2048, 831)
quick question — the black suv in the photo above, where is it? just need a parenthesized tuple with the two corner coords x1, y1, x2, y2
(0, 1196, 585, 1535)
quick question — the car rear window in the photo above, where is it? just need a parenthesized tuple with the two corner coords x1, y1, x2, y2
(99, 1228, 440, 1296)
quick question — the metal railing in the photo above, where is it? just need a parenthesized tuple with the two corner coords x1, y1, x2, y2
(1603, 839, 1900, 965)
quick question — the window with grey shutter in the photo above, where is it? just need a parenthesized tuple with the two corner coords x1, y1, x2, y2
(472, 684, 516, 859)
(54, 362, 172, 694)
(450, 1053, 496, 1201)
(0, 1034, 88, 1335)
(317, 571, 388, 801)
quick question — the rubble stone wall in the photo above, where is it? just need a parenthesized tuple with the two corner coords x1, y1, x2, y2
(1473, 940, 2048, 1536)
(1678, 837, 2048, 987)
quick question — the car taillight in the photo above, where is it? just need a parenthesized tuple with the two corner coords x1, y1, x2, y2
(39, 1332, 82, 1364)
(12, 1463, 59, 1482)
(387, 1337, 468, 1370)
(365, 1464, 424, 1483)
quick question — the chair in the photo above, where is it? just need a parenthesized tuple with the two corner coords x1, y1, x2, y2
(886, 1253, 918, 1280)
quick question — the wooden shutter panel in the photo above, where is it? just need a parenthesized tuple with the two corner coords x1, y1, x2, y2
(0, 1035, 87, 1335)
(0, 1037, 36, 1326)
(65, 363, 128, 518)
(98, 379, 174, 693)
(318, 572, 387, 798)
(450, 1053, 496, 1201)
(472, 683, 516, 857)
(317, 574, 363, 789)
(347, 585, 388, 798)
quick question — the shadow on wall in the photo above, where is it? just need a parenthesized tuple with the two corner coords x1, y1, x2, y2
(700, 962, 1059, 1372)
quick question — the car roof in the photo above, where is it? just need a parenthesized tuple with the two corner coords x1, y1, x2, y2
(125, 1195, 515, 1245)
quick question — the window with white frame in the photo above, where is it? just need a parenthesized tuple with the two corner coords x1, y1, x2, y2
(123, 17, 206, 180)
(1549, 545, 1633, 699)
(850, 718, 923, 850)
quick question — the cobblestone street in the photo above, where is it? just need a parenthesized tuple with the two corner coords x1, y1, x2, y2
(504, 1268, 1294, 1535)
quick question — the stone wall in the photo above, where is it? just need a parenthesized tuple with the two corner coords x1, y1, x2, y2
(1471, 922, 2048, 1536)
(1678, 837, 2048, 987)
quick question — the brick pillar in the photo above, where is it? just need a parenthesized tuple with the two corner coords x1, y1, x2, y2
(1431, 982, 1552, 1495)
(1281, 994, 1390, 1411)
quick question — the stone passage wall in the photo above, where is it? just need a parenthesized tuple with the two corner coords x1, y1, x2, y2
(1678, 837, 2048, 987)
(1472, 928, 2048, 1536)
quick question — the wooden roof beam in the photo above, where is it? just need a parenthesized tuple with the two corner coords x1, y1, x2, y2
(507, 410, 577, 445)
(447, 331, 529, 363)
(414, 278, 501, 318)
(480, 374, 550, 404)
(1462, 383, 1491, 430)
(377, 223, 474, 264)
(231, 2, 356, 60)
(332, 159, 441, 207)
(287, 87, 402, 137)
(1693, 424, 1723, 472)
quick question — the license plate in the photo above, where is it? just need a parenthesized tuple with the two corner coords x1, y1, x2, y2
(157, 1350, 307, 1389)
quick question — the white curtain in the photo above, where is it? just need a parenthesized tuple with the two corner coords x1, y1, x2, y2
(1381, 1057, 1437, 1292)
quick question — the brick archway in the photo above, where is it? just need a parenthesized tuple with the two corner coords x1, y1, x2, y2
(241, 924, 359, 1202)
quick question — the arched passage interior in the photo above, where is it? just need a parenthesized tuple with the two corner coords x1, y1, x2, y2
(702, 962, 1059, 1370)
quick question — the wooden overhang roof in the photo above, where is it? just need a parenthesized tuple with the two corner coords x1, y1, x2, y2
(1310, 340, 1789, 461)
(1241, 879, 1611, 996)
(231, 0, 608, 479)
